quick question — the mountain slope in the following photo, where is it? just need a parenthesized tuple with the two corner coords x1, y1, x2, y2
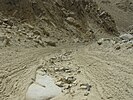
(0, 0, 119, 48)
(94, 0, 133, 32)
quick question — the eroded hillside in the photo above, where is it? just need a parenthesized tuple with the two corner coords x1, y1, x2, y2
(0, 0, 119, 48)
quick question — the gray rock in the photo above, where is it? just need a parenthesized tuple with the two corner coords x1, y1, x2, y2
(126, 41, 133, 49)
(112, 37, 121, 43)
(56, 81, 64, 87)
(97, 38, 104, 45)
(45, 41, 56, 47)
(66, 17, 75, 23)
(97, 38, 110, 45)
(54, 67, 71, 72)
(119, 34, 133, 41)
(114, 44, 121, 50)
(3, 18, 9, 23)
(24, 23, 34, 30)
(64, 76, 76, 84)
(26, 71, 62, 100)
(80, 83, 92, 91)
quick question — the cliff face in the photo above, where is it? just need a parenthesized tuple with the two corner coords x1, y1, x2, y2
(0, 0, 119, 47)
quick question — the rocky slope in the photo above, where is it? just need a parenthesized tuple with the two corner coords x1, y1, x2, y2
(0, 0, 119, 48)
(94, 0, 133, 32)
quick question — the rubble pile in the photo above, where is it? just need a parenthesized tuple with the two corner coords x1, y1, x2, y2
(27, 50, 92, 100)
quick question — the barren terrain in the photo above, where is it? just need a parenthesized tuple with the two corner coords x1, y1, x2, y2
(0, 0, 133, 100)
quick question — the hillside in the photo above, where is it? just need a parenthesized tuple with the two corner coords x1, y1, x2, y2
(94, 0, 133, 32)
(0, 0, 119, 47)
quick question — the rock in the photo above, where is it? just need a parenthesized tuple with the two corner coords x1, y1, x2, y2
(33, 36, 45, 46)
(64, 76, 76, 84)
(59, 76, 75, 84)
(18, 29, 22, 33)
(97, 38, 104, 45)
(3, 18, 9, 23)
(60, 67, 70, 72)
(65, 69, 72, 73)
(112, 37, 121, 43)
(36, 69, 47, 76)
(45, 41, 57, 47)
(54, 67, 71, 73)
(27, 32, 34, 37)
(26, 72, 62, 100)
(73, 38, 80, 43)
(7, 25, 11, 29)
(80, 83, 92, 91)
(56, 81, 64, 87)
(26, 35, 33, 40)
(119, 34, 133, 41)
(80, 85, 88, 90)
(33, 30, 41, 35)
(97, 38, 109, 45)
(66, 17, 75, 23)
(54, 68, 60, 72)
(64, 84, 72, 89)
(97, 38, 115, 46)
(24, 23, 34, 30)
(84, 92, 89, 96)
(126, 41, 133, 49)
(2, 19, 13, 26)
(114, 44, 121, 50)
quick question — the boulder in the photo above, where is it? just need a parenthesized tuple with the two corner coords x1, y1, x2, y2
(119, 34, 133, 41)
(26, 72, 62, 100)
